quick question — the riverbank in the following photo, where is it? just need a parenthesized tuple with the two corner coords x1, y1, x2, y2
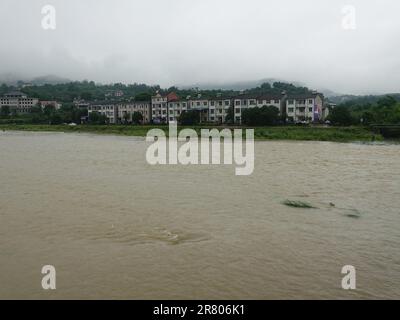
(0, 124, 383, 142)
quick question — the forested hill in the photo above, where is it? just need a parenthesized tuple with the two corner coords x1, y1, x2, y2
(0, 82, 161, 103)
(329, 93, 400, 105)
(0, 81, 313, 103)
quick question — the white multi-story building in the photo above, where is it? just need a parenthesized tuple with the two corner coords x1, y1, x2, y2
(118, 102, 152, 124)
(0, 91, 39, 114)
(285, 93, 324, 123)
(73, 99, 90, 110)
(39, 100, 62, 110)
(151, 93, 168, 124)
(168, 96, 232, 124)
(189, 96, 210, 123)
(150, 91, 325, 125)
(233, 95, 258, 124)
(208, 98, 232, 124)
(233, 95, 284, 124)
(88, 102, 118, 124)
(256, 95, 283, 110)
(168, 100, 189, 123)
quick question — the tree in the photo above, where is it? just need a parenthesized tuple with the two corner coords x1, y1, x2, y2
(0, 105, 10, 118)
(43, 105, 55, 117)
(81, 92, 93, 101)
(131, 111, 143, 124)
(30, 105, 43, 114)
(135, 92, 152, 101)
(50, 112, 63, 125)
(261, 106, 280, 125)
(88, 112, 107, 124)
(377, 96, 397, 108)
(178, 110, 200, 125)
(328, 106, 354, 126)
(225, 106, 234, 124)
(361, 111, 375, 125)
(242, 106, 280, 126)
(122, 112, 130, 124)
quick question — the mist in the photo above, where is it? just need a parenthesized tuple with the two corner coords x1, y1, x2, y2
(1, 0, 399, 94)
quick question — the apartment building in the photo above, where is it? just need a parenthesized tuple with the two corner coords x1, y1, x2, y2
(189, 96, 210, 123)
(233, 95, 257, 124)
(232, 94, 286, 124)
(168, 99, 189, 123)
(88, 102, 118, 124)
(0, 91, 39, 114)
(156, 91, 325, 125)
(151, 93, 168, 124)
(256, 95, 284, 111)
(73, 99, 90, 110)
(168, 95, 232, 124)
(118, 102, 152, 124)
(208, 97, 232, 124)
(39, 100, 62, 110)
(285, 93, 324, 123)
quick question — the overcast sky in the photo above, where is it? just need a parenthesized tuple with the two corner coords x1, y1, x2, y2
(0, 0, 399, 94)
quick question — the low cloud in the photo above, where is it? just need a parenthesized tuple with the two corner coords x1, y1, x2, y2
(0, 0, 399, 94)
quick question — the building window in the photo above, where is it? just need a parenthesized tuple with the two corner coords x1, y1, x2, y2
(274, 100, 279, 104)
(288, 107, 294, 113)
(308, 99, 313, 104)
(224, 100, 230, 106)
(309, 107, 313, 112)
(235, 100, 240, 106)
(235, 108, 240, 114)
(288, 100, 294, 105)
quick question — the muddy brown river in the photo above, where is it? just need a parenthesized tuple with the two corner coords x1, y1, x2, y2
(0, 131, 399, 299)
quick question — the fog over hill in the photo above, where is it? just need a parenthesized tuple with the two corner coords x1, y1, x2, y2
(0, 74, 343, 97)
(0, 73, 71, 86)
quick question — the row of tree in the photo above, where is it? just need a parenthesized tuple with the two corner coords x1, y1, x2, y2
(328, 96, 400, 126)
(0, 104, 88, 124)
(175, 105, 281, 126)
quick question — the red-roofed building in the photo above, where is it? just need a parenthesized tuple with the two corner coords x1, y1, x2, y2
(166, 92, 179, 102)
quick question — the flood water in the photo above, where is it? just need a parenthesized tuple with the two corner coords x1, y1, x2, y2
(0, 131, 399, 299)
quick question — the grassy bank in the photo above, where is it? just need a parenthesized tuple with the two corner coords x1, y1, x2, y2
(0, 124, 383, 143)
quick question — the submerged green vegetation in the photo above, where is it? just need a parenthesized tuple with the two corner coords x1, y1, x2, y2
(0, 124, 382, 143)
(282, 200, 318, 209)
(252, 126, 382, 142)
